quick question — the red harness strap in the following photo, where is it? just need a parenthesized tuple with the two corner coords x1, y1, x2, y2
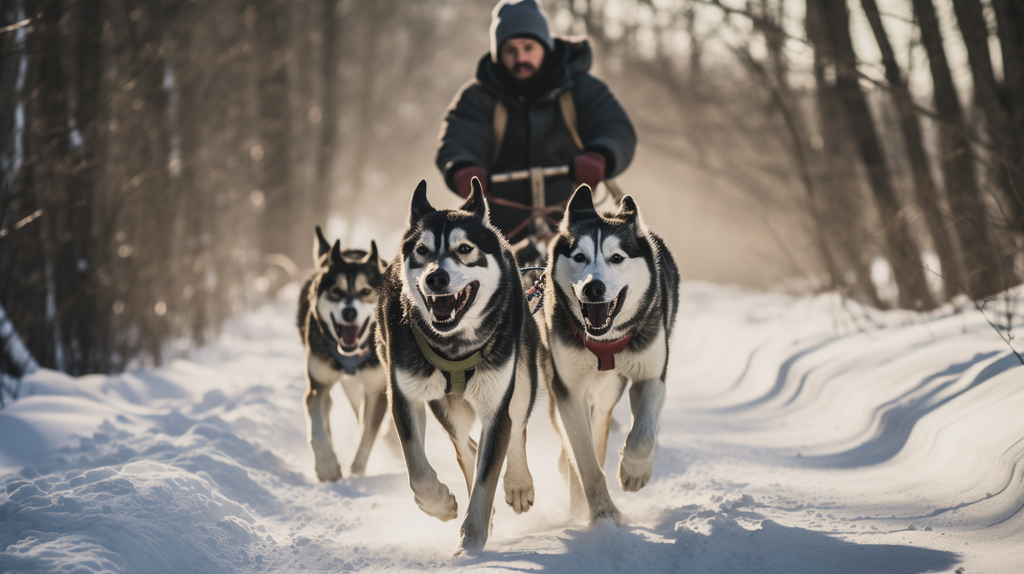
(571, 323, 633, 371)
(485, 195, 567, 240)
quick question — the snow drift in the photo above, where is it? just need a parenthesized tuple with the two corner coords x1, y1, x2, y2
(1, 282, 1022, 573)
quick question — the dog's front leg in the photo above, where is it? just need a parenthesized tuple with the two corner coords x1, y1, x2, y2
(504, 355, 536, 514)
(458, 409, 512, 553)
(503, 425, 534, 514)
(592, 375, 628, 468)
(430, 396, 478, 495)
(553, 373, 623, 525)
(350, 370, 388, 476)
(617, 376, 666, 492)
(306, 357, 342, 482)
(391, 382, 457, 521)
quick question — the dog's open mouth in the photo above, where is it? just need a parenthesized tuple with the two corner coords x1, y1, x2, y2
(579, 286, 627, 336)
(423, 281, 479, 332)
(331, 314, 370, 353)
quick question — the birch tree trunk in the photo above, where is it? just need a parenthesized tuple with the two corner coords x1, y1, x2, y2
(0, 301, 38, 407)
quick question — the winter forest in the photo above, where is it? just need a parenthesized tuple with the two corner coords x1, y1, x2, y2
(2, 0, 1024, 572)
(0, 0, 1021, 378)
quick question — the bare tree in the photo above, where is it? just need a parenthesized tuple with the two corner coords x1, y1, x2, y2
(806, 0, 884, 307)
(860, 0, 961, 302)
(912, 0, 1016, 300)
(951, 0, 1024, 234)
(812, 0, 936, 310)
(254, 0, 296, 272)
(992, 0, 1024, 183)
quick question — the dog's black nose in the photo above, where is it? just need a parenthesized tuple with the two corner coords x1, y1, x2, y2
(425, 269, 450, 293)
(341, 307, 357, 322)
(582, 280, 605, 301)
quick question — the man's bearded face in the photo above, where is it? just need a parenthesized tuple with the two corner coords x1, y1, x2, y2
(500, 37, 545, 81)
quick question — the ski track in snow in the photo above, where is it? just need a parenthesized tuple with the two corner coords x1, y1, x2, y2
(1, 281, 1022, 573)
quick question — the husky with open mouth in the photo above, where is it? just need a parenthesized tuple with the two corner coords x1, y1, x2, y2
(544, 185, 679, 525)
(297, 227, 388, 481)
(376, 178, 539, 553)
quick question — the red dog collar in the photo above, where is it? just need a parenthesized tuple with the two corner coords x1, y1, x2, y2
(571, 323, 632, 371)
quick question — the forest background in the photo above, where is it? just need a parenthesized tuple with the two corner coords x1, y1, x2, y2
(1, 0, 1022, 383)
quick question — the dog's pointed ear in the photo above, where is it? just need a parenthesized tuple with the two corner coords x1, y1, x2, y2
(409, 180, 434, 224)
(330, 239, 343, 264)
(618, 194, 648, 236)
(314, 226, 332, 264)
(562, 184, 599, 230)
(361, 240, 379, 265)
(459, 176, 489, 222)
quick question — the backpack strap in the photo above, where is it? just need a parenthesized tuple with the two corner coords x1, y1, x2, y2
(491, 91, 624, 201)
(558, 91, 585, 150)
(491, 98, 508, 167)
(558, 90, 624, 201)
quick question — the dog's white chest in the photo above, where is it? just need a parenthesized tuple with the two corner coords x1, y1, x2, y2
(393, 355, 514, 411)
(552, 327, 667, 384)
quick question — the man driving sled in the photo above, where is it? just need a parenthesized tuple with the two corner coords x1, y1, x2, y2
(435, 0, 637, 244)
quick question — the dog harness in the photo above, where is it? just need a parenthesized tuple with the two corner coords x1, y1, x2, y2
(570, 323, 633, 372)
(411, 327, 494, 395)
(328, 344, 375, 376)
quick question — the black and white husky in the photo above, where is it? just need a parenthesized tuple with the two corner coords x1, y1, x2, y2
(375, 178, 539, 553)
(544, 185, 679, 524)
(297, 227, 388, 481)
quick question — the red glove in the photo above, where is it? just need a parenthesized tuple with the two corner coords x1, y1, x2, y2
(453, 166, 488, 198)
(573, 151, 606, 188)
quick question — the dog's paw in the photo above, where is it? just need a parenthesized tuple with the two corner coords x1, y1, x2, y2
(413, 482, 458, 522)
(456, 528, 487, 555)
(503, 473, 535, 514)
(618, 444, 654, 492)
(504, 483, 535, 514)
(590, 504, 625, 527)
(349, 461, 366, 477)
(315, 461, 343, 482)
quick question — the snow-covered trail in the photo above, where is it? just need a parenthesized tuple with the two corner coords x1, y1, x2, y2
(1, 282, 1022, 573)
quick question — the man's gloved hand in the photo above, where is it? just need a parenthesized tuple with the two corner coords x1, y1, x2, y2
(453, 165, 488, 198)
(573, 151, 606, 189)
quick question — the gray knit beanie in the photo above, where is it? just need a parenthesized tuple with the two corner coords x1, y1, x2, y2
(489, 0, 555, 63)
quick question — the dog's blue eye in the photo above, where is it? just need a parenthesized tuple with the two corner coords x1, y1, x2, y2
(457, 244, 473, 255)
(610, 254, 624, 264)
(573, 253, 586, 263)
(360, 288, 372, 297)
(416, 245, 429, 256)
(329, 286, 343, 300)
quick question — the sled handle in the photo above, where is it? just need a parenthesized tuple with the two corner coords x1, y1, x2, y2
(489, 165, 569, 183)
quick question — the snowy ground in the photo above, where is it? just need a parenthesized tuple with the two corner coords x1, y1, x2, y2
(1, 281, 1022, 574)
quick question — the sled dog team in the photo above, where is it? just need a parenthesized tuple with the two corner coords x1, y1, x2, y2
(297, 178, 678, 553)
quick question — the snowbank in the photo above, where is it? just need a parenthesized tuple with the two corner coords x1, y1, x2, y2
(1, 282, 1022, 573)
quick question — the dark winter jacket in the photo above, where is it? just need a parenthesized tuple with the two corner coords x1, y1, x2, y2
(435, 38, 637, 243)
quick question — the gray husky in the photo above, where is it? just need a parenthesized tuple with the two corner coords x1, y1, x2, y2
(543, 185, 679, 525)
(297, 227, 388, 481)
(375, 178, 539, 553)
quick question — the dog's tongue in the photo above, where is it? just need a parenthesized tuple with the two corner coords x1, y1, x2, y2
(340, 325, 360, 348)
(430, 294, 459, 320)
(584, 302, 611, 329)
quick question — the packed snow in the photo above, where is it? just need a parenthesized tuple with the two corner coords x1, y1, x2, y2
(1, 281, 1022, 573)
